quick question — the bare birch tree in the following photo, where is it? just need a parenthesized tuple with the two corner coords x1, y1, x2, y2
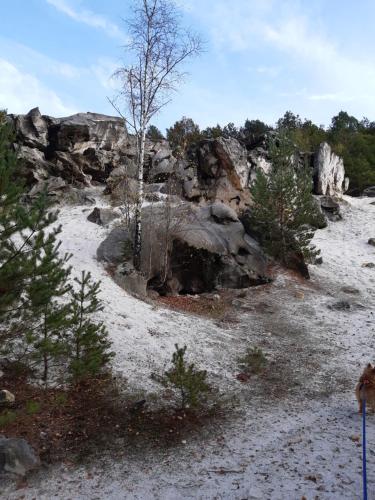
(110, 0, 202, 271)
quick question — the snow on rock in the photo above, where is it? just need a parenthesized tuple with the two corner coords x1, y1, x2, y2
(314, 142, 348, 196)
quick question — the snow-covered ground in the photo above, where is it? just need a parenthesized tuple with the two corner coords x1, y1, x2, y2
(3, 194, 375, 499)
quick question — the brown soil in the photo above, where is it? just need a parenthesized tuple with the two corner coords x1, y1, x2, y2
(0, 368, 224, 466)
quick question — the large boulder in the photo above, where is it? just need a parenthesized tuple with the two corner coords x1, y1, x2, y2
(0, 437, 40, 476)
(97, 203, 268, 294)
(313, 142, 348, 196)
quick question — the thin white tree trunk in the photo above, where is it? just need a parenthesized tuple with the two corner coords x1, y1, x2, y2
(133, 126, 146, 271)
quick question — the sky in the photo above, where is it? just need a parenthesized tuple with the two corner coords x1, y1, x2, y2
(1, 0, 375, 132)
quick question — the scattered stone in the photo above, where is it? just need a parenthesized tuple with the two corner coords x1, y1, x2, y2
(0, 390, 15, 404)
(294, 291, 305, 300)
(87, 207, 120, 226)
(341, 286, 360, 295)
(328, 301, 351, 311)
(0, 437, 40, 476)
(236, 372, 250, 382)
(129, 399, 146, 414)
(362, 262, 375, 268)
(368, 238, 375, 247)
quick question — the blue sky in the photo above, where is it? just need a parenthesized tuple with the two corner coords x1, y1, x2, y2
(1, 0, 375, 131)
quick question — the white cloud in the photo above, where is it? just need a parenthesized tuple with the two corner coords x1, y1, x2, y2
(91, 57, 119, 90)
(0, 58, 77, 116)
(203, 0, 375, 111)
(46, 0, 127, 42)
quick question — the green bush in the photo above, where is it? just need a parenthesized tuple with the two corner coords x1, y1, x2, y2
(0, 410, 17, 427)
(26, 400, 41, 415)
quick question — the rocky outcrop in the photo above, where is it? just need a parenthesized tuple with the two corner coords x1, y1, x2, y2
(179, 137, 253, 211)
(8, 108, 132, 188)
(9, 110, 348, 208)
(313, 142, 348, 196)
(97, 202, 268, 295)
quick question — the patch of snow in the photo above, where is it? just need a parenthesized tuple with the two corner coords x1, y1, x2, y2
(3, 193, 375, 499)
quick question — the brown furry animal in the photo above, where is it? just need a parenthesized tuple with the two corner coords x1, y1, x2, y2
(356, 363, 375, 413)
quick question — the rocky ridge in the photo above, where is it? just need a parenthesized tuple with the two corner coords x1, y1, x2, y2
(7, 108, 350, 294)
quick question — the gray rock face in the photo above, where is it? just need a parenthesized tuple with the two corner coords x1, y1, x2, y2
(0, 437, 40, 476)
(314, 142, 347, 196)
(180, 137, 252, 211)
(9, 108, 130, 187)
(97, 203, 268, 294)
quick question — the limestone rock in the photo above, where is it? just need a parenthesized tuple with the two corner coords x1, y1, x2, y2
(314, 142, 347, 196)
(0, 437, 40, 476)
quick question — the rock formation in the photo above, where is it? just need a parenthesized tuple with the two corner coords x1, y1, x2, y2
(7, 108, 350, 293)
(9, 109, 348, 204)
(313, 142, 348, 196)
(97, 202, 268, 294)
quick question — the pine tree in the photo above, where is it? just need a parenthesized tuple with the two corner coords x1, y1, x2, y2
(249, 133, 322, 274)
(0, 112, 61, 358)
(163, 344, 209, 409)
(21, 238, 72, 386)
(67, 271, 113, 381)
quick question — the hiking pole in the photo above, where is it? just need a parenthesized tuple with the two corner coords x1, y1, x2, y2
(362, 384, 368, 500)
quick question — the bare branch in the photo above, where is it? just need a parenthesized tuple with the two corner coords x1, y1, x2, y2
(111, 0, 202, 270)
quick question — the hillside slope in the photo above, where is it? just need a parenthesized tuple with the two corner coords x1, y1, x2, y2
(4, 194, 375, 499)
